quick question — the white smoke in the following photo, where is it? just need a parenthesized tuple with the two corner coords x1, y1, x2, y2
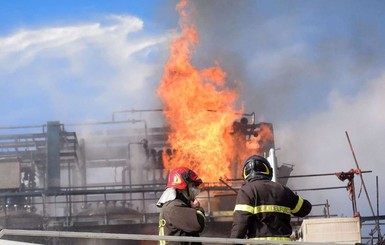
(276, 73, 385, 217)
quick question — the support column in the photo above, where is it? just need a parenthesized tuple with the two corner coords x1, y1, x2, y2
(46, 121, 61, 190)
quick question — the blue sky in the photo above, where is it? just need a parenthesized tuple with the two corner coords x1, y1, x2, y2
(1, 0, 385, 230)
(0, 1, 176, 34)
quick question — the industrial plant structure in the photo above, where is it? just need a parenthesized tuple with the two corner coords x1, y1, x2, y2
(0, 110, 381, 244)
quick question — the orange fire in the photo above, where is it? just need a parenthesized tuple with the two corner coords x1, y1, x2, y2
(157, 0, 271, 182)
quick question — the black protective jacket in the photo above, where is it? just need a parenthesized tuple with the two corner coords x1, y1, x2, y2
(230, 178, 312, 241)
(158, 192, 205, 245)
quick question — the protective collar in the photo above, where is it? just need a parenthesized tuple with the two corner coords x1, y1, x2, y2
(156, 188, 177, 207)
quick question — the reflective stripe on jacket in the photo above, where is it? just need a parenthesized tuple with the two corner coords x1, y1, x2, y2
(230, 179, 312, 240)
(158, 194, 205, 245)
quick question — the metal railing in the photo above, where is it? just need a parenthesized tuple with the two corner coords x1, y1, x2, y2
(0, 229, 345, 245)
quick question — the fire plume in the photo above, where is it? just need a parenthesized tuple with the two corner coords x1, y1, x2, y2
(157, 0, 242, 182)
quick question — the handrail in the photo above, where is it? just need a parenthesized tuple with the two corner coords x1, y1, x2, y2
(0, 229, 341, 245)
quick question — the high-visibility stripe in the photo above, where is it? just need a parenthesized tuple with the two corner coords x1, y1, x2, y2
(255, 205, 291, 214)
(291, 196, 304, 214)
(259, 163, 271, 176)
(234, 204, 254, 213)
(159, 218, 166, 245)
(234, 204, 291, 215)
(196, 210, 206, 220)
(250, 237, 291, 241)
(243, 163, 271, 179)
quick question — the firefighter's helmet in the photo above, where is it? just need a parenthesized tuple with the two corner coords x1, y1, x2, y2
(167, 167, 203, 190)
(242, 155, 273, 181)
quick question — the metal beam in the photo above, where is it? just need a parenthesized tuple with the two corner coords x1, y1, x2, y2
(0, 229, 340, 245)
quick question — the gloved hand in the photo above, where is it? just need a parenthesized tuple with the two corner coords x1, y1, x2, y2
(191, 199, 201, 208)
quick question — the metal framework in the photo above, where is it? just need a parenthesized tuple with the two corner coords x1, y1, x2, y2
(0, 117, 382, 244)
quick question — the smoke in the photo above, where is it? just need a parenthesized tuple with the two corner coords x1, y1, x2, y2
(185, 0, 385, 219)
(276, 74, 385, 216)
(2, 0, 385, 223)
(187, 0, 385, 120)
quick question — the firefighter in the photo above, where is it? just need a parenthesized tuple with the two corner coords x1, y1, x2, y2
(157, 167, 205, 245)
(230, 155, 312, 242)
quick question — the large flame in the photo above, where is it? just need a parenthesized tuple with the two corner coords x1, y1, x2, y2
(157, 0, 241, 182)
(157, 0, 271, 182)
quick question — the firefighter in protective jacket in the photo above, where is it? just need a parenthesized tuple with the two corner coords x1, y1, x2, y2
(230, 155, 312, 242)
(157, 167, 205, 245)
